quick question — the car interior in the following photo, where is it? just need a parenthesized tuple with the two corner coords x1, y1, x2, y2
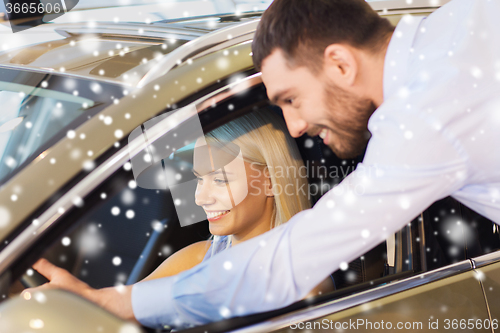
(5, 71, 500, 333)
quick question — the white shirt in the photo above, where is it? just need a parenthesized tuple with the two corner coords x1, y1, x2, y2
(132, 0, 500, 328)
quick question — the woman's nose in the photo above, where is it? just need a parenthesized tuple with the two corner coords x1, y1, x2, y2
(195, 181, 215, 206)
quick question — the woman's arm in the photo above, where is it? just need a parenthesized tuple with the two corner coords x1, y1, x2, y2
(141, 240, 211, 281)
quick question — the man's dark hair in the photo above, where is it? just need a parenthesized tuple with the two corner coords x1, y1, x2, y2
(252, 0, 394, 74)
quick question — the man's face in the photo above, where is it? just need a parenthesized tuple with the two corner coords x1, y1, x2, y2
(261, 49, 375, 159)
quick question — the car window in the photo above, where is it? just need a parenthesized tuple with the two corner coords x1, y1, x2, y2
(0, 68, 124, 185)
(13, 162, 210, 291)
(3, 82, 416, 327)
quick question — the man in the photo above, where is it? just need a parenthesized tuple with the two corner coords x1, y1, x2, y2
(29, 0, 500, 329)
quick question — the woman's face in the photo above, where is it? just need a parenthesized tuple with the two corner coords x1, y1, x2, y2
(193, 138, 274, 240)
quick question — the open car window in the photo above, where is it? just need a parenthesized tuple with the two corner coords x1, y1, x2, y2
(3, 77, 500, 333)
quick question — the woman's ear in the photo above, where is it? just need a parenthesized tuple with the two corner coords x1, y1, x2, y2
(263, 167, 274, 197)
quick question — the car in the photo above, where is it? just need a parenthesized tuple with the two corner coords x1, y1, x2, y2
(1, 0, 500, 332)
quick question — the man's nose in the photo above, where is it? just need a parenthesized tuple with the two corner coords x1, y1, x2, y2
(195, 181, 215, 206)
(282, 109, 308, 138)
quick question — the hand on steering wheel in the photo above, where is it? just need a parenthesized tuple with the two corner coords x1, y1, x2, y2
(21, 258, 93, 300)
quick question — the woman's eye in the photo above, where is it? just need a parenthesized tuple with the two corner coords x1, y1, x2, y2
(285, 98, 294, 105)
(196, 177, 203, 183)
(214, 178, 228, 185)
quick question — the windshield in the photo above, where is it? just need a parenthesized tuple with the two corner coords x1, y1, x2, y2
(0, 68, 123, 184)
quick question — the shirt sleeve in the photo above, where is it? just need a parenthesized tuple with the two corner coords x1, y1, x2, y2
(131, 102, 469, 329)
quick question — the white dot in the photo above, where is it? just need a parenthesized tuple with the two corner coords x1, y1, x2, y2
(361, 229, 370, 238)
(25, 121, 33, 129)
(223, 261, 232, 270)
(99, 69, 105, 75)
(104, 116, 113, 125)
(112, 256, 122, 266)
(126, 210, 135, 219)
(41, 81, 48, 88)
(174, 199, 181, 206)
(67, 130, 76, 139)
(128, 180, 137, 189)
(114, 129, 124, 138)
(304, 138, 314, 148)
(219, 306, 231, 318)
(471, 66, 483, 79)
(399, 198, 411, 210)
(87, 150, 93, 157)
(339, 262, 348, 271)
(154, 84, 160, 91)
(83, 160, 95, 171)
(152, 221, 163, 232)
(61, 237, 71, 246)
(125, 113, 131, 119)
(123, 162, 132, 171)
(79, 133, 86, 140)
(404, 131, 413, 139)
(72, 196, 84, 207)
(29, 319, 44, 329)
(101, 193, 107, 199)
(118, 323, 142, 333)
(196, 77, 202, 84)
(111, 206, 120, 216)
(326, 200, 335, 209)
(10, 194, 17, 202)
(27, 268, 34, 276)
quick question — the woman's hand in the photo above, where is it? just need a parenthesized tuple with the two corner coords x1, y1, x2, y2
(22, 258, 137, 323)
(22, 258, 93, 299)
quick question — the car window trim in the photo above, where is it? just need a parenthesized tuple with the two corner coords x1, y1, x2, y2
(137, 20, 259, 88)
(217, 260, 473, 333)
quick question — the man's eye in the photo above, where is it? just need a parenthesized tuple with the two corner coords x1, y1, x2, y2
(214, 178, 228, 184)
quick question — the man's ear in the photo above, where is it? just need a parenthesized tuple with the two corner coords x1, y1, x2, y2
(323, 44, 358, 88)
(263, 167, 274, 197)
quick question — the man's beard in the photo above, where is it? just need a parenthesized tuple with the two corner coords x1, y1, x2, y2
(323, 82, 376, 159)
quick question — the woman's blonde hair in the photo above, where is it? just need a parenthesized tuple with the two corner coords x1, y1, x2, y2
(205, 109, 311, 230)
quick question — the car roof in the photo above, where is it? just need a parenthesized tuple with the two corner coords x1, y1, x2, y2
(0, 12, 261, 87)
(0, 0, 450, 87)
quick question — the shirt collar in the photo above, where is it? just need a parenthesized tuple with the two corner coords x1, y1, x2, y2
(383, 15, 425, 100)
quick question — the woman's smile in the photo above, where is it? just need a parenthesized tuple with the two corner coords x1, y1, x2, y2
(205, 210, 231, 221)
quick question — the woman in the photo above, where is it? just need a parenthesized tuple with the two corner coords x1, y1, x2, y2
(141, 109, 334, 295)
(26, 109, 334, 318)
